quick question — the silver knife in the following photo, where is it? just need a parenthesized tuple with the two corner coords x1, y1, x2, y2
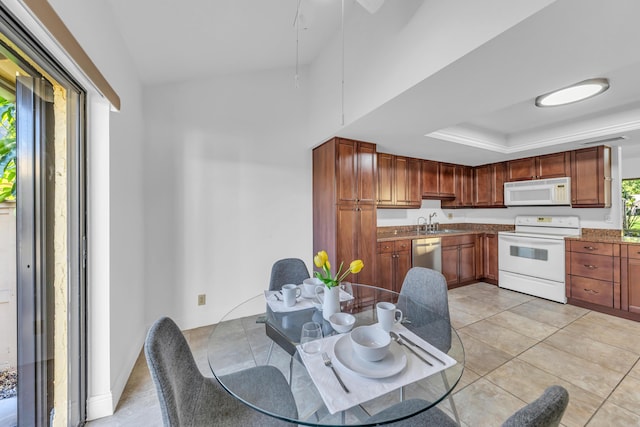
(390, 332, 432, 366)
(399, 333, 446, 365)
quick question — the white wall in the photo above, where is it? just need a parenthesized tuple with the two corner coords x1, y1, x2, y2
(142, 67, 313, 329)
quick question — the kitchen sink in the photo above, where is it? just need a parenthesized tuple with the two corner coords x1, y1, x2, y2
(418, 229, 467, 235)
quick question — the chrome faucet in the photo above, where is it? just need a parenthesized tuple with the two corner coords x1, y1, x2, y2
(427, 212, 438, 231)
(417, 216, 428, 232)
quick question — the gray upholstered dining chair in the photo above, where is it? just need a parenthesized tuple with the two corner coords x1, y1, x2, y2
(266, 258, 311, 366)
(145, 317, 298, 427)
(364, 385, 569, 427)
(396, 267, 458, 423)
(269, 257, 310, 291)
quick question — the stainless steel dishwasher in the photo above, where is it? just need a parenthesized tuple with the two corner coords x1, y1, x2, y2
(412, 238, 442, 272)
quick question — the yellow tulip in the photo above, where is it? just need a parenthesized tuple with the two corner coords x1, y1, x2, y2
(314, 250, 329, 268)
(350, 260, 364, 274)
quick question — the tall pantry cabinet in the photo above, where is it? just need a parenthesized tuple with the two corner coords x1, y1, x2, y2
(313, 138, 377, 287)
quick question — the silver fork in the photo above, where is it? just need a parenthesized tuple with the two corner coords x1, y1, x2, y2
(321, 352, 350, 393)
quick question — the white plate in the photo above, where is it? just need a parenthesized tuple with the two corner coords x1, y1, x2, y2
(332, 334, 407, 379)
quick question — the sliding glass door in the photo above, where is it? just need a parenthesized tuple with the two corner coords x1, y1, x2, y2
(1, 5, 87, 426)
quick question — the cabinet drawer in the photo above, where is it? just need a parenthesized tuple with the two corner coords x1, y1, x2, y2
(377, 242, 395, 254)
(395, 240, 411, 253)
(570, 252, 613, 281)
(570, 240, 613, 256)
(570, 276, 613, 308)
(626, 244, 640, 260)
(441, 234, 474, 247)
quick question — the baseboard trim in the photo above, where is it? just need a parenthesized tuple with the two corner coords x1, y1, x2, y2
(86, 393, 114, 421)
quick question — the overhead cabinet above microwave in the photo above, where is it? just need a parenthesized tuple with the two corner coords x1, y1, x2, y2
(504, 177, 571, 206)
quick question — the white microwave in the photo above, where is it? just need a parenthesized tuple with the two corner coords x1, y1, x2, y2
(504, 177, 571, 206)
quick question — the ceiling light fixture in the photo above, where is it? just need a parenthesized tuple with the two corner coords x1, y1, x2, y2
(535, 78, 610, 107)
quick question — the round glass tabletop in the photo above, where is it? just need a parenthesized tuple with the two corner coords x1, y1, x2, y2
(208, 283, 465, 426)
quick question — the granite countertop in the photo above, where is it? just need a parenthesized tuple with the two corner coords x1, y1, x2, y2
(377, 223, 514, 242)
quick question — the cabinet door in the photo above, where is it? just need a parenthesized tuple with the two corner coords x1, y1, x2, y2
(377, 251, 394, 291)
(491, 162, 506, 206)
(537, 152, 570, 179)
(336, 205, 358, 269)
(459, 243, 476, 283)
(628, 257, 640, 314)
(336, 139, 358, 203)
(394, 156, 409, 205)
(356, 204, 377, 285)
(439, 163, 456, 198)
(422, 160, 440, 198)
(376, 153, 394, 206)
(483, 233, 498, 282)
(357, 141, 377, 204)
(441, 245, 459, 286)
(571, 146, 611, 208)
(461, 166, 474, 206)
(406, 157, 422, 206)
(507, 157, 536, 181)
(395, 250, 412, 293)
(474, 165, 492, 206)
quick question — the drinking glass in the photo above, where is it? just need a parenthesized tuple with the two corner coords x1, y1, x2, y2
(300, 322, 323, 354)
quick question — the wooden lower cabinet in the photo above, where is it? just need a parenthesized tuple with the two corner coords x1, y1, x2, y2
(565, 239, 640, 322)
(442, 235, 476, 288)
(377, 240, 411, 293)
(622, 245, 640, 315)
(482, 233, 498, 285)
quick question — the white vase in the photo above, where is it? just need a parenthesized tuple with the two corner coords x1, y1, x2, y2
(315, 285, 341, 320)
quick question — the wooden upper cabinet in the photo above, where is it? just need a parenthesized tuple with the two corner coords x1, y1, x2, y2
(442, 165, 473, 208)
(421, 160, 440, 198)
(378, 154, 421, 208)
(474, 162, 506, 207)
(439, 163, 456, 198)
(571, 145, 611, 208)
(507, 152, 570, 182)
(336, 138, 376, 205)
(537, 152, 571, 179)
(395, 156, 421, 206)
(376, 153, 394, 206)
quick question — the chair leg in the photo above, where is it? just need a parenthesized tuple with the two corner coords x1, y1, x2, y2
(441, 371, 461, 426)
(266, 341, 274, 364)
(289, 354, 294, 385)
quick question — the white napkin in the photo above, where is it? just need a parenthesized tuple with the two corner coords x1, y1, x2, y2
(264, 286, 354, 313)
(297, 324, 457, 414)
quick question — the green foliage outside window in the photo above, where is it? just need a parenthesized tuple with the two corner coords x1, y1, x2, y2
(0, 96, 16, 202)
(622, 178, 640, 236)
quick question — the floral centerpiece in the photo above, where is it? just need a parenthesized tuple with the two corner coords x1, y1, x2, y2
(313, 250, 364, 288)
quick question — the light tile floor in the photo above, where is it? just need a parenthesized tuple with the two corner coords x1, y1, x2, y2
(87, 282, 640, 426)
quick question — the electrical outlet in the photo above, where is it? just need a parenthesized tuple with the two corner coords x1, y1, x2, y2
(447, 213, 453, 219)
(197, 294, 206, 306)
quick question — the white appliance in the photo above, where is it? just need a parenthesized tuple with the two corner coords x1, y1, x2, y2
(498, 216, 580, 303)
(504, 177, 571, 206)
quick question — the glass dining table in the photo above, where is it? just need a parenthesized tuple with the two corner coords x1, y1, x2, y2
(207, 283, 465, 426)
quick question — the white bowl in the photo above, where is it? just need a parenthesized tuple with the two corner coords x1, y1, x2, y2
(350, 325, 391, 362)
(329, 313, 356, 333)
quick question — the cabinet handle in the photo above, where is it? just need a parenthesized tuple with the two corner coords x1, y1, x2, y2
(583, 264, 598, 269)
(583, 246, 596, 251)
(583, 288, 599, 294)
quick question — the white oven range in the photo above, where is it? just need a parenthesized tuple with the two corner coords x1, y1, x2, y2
(498, 216, 580, 303)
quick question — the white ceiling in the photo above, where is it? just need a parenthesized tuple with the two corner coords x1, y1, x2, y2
(105, 0, 640, 165)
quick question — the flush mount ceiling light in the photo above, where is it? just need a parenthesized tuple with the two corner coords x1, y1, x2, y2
(535, 78, 610, 107)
